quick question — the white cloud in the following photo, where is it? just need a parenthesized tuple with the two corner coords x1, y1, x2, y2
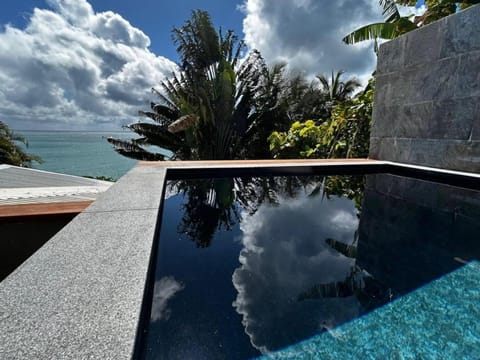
(151, 276, 185, 322)
(398, 4, 428, 18)
(241, 0, 384, 82)
(0, 0, 177, 130)
(232, 190, 362, 353)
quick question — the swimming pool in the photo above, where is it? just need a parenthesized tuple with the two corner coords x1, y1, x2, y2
(137, 168, 480, 359)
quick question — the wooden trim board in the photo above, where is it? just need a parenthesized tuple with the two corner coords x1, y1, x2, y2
(138, 158, 377, 167)
(0, 201, 93, 219)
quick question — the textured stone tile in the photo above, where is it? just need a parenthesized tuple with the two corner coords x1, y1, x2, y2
(369, 137, 414, 163)
(389, 98, 476, 140)
(84, 166, 167, 212)
(404, 20, 443, 68)
(407, 57, 459, 103)
(372, 5, 480, 171)
(393, 101, 434, 138)
(455, 51, 480, 98)
(373, 73, 395, 111)
(407, 139, 480, 172)
(440, 4, 480, 58)
(471, 99, 480, 140)
(374, 71, 411, 106)
(371, 103, 402, 137)
(369, 136, 480, 173)
(368, 137, 381, 159)
(0, 209, 159, 359)
(431, 97, 478, 140)
(377, 35, 406, 75)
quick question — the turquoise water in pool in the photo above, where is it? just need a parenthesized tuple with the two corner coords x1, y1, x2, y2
(140, 173, 480, 359)
(262, 261, 480, 359)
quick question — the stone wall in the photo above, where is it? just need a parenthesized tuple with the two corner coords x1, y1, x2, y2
(370, 5, 480, 172)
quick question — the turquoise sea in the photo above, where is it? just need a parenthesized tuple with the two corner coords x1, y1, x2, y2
(19, 131, 140, 180)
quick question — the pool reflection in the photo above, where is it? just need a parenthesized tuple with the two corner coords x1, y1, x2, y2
(141, 173, 480, 359)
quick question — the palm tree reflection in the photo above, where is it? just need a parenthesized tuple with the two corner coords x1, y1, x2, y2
(175, 178, 239, 248)
(172, 174, 365, 248)
(298, 232, 391, 313)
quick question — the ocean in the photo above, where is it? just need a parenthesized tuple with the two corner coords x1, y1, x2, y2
(19, 131, 142, 180)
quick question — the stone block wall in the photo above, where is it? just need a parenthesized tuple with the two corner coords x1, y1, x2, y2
(370, 5, 480, 172)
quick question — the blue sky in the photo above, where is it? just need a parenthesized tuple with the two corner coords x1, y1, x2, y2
(0, 0, 244, 61)
(0, 0, 426, 130)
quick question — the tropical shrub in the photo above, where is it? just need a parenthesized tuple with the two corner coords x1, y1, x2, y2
(269, 78, 375, 160)
(269, 120, 324, 159)
(0, 121, 42, 167)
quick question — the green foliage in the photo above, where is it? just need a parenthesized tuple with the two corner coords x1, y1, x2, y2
(398, 1, 480, 25)
(322, 175, 366, 211)
(269, 120, 324, 159)
(343, 0, 479, 49)
(269, 78, 375, 160)
(108, 10, 297, 161)
(0, 121, 42, 167)
(317, 70, 362, 104)
(343, 0, 416, 50)
(109, 12, 365, 161)
(315, 70, 362, 119)
(325, 78, 374, 159)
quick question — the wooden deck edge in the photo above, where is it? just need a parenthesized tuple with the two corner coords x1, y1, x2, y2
(0, 201, 93, 219)
(137, 158, 377, 167)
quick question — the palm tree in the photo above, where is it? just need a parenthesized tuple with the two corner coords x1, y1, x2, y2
(108, 11, 291, 161)
(342, 0, 417, 51)
(343, 1, 479, 50)
(317, 70, 361, 102)
(0, 121, 42, 167)
(316, 70, 361, 119)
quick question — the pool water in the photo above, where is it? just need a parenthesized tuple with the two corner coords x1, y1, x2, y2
(261, 260, 480, 359)
(139, 173, 480, 359)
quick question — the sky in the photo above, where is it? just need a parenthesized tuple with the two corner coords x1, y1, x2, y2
(0, 0, 425, 131)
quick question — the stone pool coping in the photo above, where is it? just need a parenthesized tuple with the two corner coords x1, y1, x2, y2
(1, 158, 479, 359)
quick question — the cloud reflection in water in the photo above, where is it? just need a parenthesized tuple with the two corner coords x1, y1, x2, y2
(151, 276, 185, 322)
(232, 190, 361, 353)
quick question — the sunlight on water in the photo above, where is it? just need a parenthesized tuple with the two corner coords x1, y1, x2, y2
(260, 261, 480, 359)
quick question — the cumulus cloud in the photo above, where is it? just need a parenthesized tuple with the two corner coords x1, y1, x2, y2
(398, 3, 428, 18)
(232, 190, 362, 353)
(151, 276, 185, 322)
(240, 0, 384, 82)
(0, 0, 177, 130)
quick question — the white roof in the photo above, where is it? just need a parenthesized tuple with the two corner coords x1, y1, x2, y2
(0, 165, 112, 205)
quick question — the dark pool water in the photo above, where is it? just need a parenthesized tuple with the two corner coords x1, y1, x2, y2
(139, 173, 480, 359)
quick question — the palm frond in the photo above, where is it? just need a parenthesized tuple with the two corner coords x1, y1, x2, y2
(106, 137, 165, 161)
(127, 122, 183, 150)
(167, 114, 200, 133)
(150, 102, 179, 119)
(151, 87, 178, 110)
(342, 22, 398, 44)
(380, 0, 401, 22)
(0, 121, 42, 166)
(138, 111, 172, 125)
